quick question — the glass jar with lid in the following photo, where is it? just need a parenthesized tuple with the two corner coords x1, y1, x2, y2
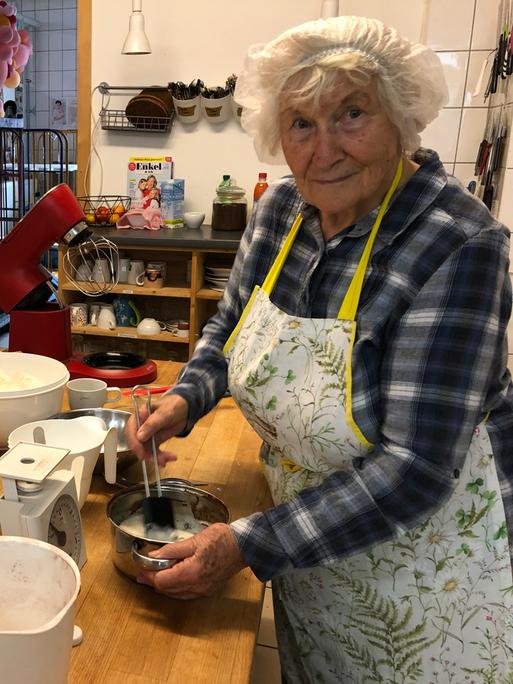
(211, 184, 247, 231)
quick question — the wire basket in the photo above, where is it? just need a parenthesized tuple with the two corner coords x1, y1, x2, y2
(77, 195, 131, 227)
(100, 108, 174, 132)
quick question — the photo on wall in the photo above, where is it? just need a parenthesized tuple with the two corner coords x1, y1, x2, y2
(49, 96, 77, 129)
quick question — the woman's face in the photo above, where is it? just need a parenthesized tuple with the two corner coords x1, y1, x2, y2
(279, 76, 402, 233)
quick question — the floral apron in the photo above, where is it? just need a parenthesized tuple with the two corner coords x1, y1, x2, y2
(225, 162, 513, 683)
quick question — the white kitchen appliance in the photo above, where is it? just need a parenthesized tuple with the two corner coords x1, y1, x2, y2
(0, 441, 87, 568)
(8, 416, 118, 508)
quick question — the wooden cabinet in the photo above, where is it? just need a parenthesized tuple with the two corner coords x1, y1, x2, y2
(57, 225, 241, 361)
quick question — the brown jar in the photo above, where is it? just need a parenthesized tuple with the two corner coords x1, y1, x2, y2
(211, 185, 247, 231)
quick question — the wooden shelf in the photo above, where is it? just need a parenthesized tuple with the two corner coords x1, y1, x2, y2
(71, 324, 189, 343)
(196, 288, 224, 300)
(59, 243, 236, 361)
(62, 283, 191, 298)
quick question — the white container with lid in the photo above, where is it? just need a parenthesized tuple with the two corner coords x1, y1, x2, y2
(0, 536, 81, 684)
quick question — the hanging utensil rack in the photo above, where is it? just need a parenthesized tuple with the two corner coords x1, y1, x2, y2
(98, 82, 175, 133)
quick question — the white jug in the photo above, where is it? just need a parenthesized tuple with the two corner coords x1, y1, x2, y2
(0, 536, 80, 684)
(8, 416, 118, 508)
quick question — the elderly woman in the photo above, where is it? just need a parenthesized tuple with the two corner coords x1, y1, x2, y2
(126, 16, 513, 682)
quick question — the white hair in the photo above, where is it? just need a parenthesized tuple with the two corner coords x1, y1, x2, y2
(234, 16, 449, 164)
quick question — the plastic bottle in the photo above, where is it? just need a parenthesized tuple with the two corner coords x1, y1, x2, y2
(253, 172, 268, 201)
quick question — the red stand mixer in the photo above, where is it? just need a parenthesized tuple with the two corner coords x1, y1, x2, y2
(0, 184, 157, 386)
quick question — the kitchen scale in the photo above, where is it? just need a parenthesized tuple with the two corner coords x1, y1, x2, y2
(0, 441, 87, 569)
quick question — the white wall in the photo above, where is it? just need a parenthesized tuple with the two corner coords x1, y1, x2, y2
(90, 0, 500, 221)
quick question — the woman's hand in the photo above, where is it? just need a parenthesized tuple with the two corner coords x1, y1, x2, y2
(136, 523, 247, 599)
(125, 393, 189, 465)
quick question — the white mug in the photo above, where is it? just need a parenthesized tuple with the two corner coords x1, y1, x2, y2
(118, 258, 131, 284)
(92, 258, 111, 285)
(97, 306, 116, 330)
(67, 378, 122, 409)
(137, 317, 166, 336)
(76, 262, 92, 282)
(128, 260, 145, 285)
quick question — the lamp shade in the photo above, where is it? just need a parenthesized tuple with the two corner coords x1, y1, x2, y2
(122, 10, 151, 54)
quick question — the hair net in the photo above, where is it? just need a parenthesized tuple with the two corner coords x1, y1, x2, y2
(235, 16, 449, 164)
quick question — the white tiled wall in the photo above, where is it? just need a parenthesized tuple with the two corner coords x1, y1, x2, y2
(16, 0, 77, 130)
(332, 0, 500, 190)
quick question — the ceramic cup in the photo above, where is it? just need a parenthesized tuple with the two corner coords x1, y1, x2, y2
(137, 317, 166, 336)
(69, 302, 88, 327)
(128, 260, 145, 286)
(67, 378, 122, 410)
(147, 261, 166, 280)
(117, 258, 131, 284)
(113, 296, 141, 327)
(166, 319, 189, 338)
(76, 262, 92, 282)
(92, 258, 111, 285)
(136, 263, 165, 289)
(97, 306, 116, 331)
(88, 303, 101, 326)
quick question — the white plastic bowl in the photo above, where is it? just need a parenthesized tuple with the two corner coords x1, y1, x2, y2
(0, 353, 69, 445)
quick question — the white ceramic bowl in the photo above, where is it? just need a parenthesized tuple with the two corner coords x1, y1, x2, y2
(0, 352, 70, 445)
(184, 211, 205, 229)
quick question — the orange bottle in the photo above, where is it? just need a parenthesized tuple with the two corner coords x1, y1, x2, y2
(253, 172, 269, 201)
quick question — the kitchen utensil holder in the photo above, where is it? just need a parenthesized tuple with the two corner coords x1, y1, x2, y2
(98, 83, 175, 133)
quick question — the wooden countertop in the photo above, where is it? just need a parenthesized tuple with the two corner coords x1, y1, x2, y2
(68, 361, 270, 683)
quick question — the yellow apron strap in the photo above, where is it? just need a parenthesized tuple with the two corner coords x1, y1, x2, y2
(338, 158, 403, 321)
(223, 285, 260, 353)
(225, 158, 403, 356)
(261, 214, 304, 295)
(223, 213, 304, 354)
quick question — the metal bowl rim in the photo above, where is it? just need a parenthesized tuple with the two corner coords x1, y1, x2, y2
(107, 478, 230, 535)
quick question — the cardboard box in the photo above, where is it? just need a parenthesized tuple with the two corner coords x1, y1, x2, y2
(161, 179, 185, 226)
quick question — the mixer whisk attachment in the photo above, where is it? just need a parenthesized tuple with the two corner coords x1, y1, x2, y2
(63, 234, 119, 296)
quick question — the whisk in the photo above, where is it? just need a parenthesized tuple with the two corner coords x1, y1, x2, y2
(131, 384, 175, 534)
(63, 234, 119, 296)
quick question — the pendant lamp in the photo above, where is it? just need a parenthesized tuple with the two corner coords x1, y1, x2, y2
(320, 0, 339, 18)
(121, 0, 152, 55)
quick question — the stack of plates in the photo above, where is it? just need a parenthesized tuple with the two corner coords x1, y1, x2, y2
(204, 264, 231, 292)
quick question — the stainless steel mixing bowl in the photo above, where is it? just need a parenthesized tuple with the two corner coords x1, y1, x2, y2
(50, 408, 155, 486)
(107, 479, 230, 580)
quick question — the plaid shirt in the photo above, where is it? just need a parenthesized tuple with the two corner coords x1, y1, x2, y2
(170, 149, 513, 581)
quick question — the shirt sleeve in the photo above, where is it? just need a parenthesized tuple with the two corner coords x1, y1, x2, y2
(231, 227, 512, 581)
(168, 213, 258, 431)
